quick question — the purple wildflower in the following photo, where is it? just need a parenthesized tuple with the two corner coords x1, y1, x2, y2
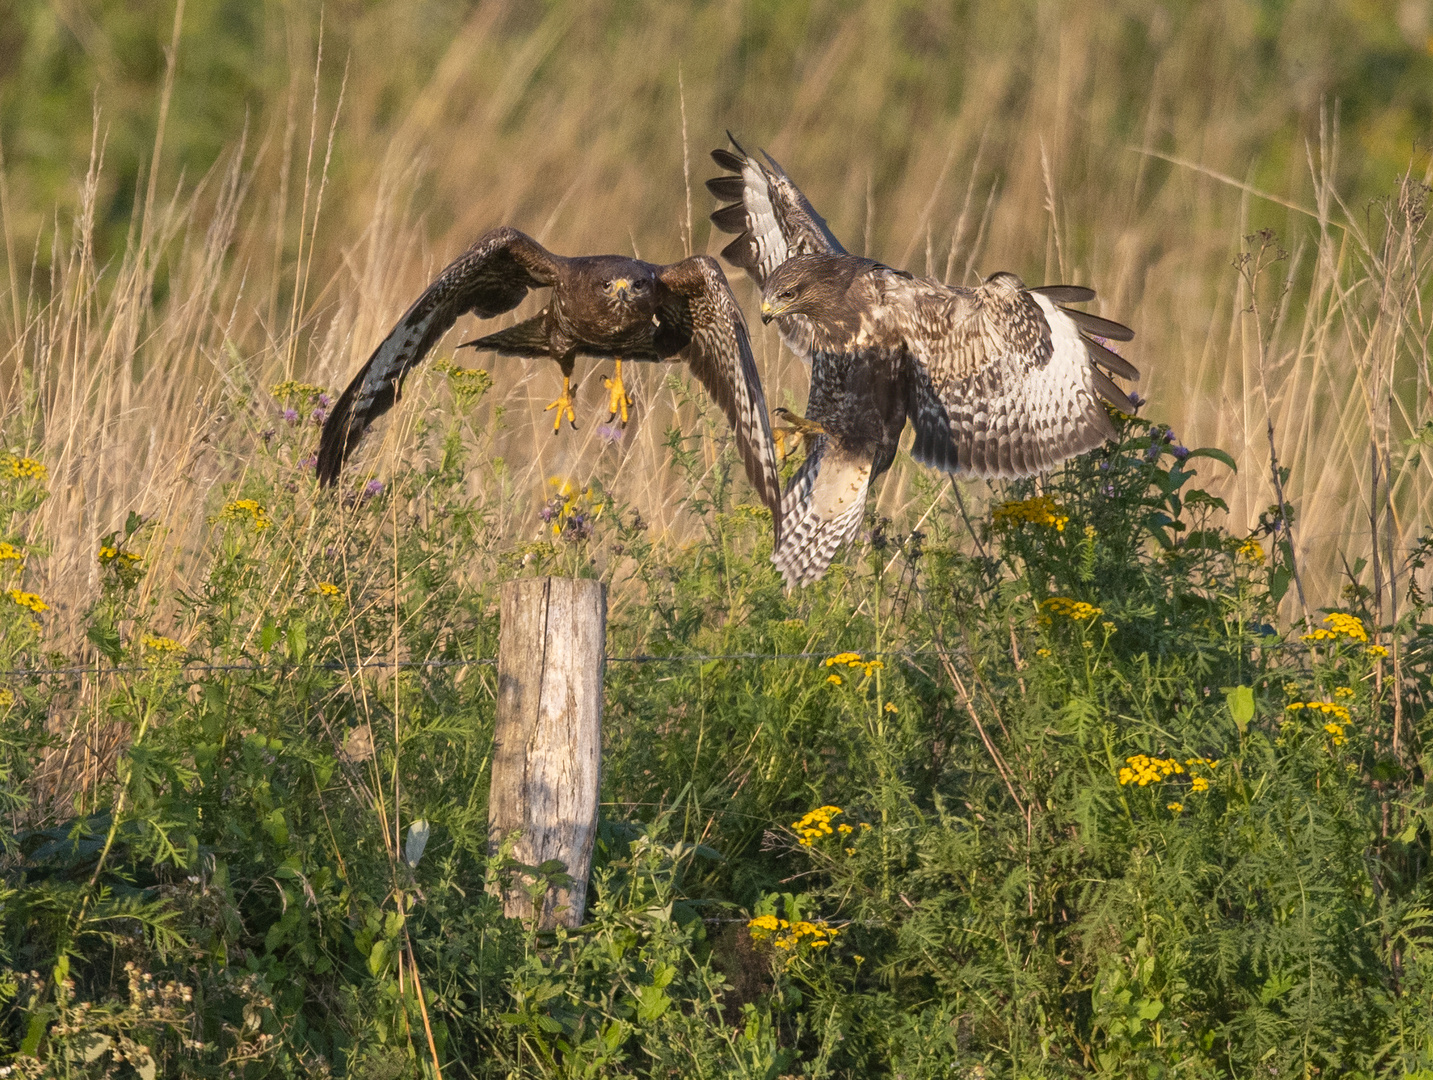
(299, 453, 317, 470)
(539, 502, 557, 523)
(1172, 444, 1190, 461)
(318, 392, 333, 408)
(283, 408, 300, 424)
(1127, 392, 1146, 409)
(596, 423, 624, 443)
(1099, 460, 1110, 472)
(1102, 483, 1116, 497)
(363, 479, 384, 498)
(310, 407, 327, 426)
(1145, 444, 1161, 462)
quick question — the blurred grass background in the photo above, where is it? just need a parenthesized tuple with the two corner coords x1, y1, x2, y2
(3, 0, 1433, 630)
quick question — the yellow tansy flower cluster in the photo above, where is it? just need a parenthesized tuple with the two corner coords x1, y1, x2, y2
(1190, 776, 1210, 792)
(7, 588, 49, 614)
(1119, 755, 1184, 786)
(1167, 802, 1184, 813)
(1287, 701, 1351, 723)
(792, 805, 843, 846)
(992, 495, 1069, 531)
(98, 545, 142, 568)
(142, 635, 183, 654)
(1043, 597, 1104, 620)
(0, 688, 14, 708)
(1323, 722, 1348, 747)
(1302, 613, 1368, 644)
(1367, 645, 1389, 659)
(221, 499, 272, 532)
(3, 455, 48, 481)
(747, 914, 839, 951)
(270, 380, 324, 402)
(315, 582, 342, 599)
(0, 541, 22, 565)
(823, 652, 884, 678)
(1333, 686, 1354, 698)
(1236, 537, 1265, 563)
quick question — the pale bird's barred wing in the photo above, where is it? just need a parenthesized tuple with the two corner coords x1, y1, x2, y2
(770, 438, 871, 589)
(317, 227, 560, 486)
(900, 272, 1136, 478)
(656, 256, 784, 537)
(707, 135, 846, 360)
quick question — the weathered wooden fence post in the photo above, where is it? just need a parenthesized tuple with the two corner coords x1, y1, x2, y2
(488, 577, 605, 928)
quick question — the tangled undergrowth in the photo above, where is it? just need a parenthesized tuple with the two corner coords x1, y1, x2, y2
(2, 389, 1432, 1079)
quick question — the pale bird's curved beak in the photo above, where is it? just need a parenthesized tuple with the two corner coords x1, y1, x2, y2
(760, 300, 776, 324)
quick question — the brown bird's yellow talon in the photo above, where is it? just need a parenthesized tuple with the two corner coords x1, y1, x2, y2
(545, 376, 578, 433)
(603, 358, 633, 424)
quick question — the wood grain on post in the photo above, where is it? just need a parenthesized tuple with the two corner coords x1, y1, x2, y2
(488, 577, 605, 928)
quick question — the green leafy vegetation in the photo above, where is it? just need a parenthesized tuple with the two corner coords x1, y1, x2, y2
(3, 388, 1432, 1077)
(4, 2, 1433, 1076)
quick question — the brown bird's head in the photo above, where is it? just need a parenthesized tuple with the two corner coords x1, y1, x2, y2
(586, 256, 660, 315)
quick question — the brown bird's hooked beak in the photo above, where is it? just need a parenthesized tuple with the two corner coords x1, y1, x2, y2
(610, 277, 633, 302)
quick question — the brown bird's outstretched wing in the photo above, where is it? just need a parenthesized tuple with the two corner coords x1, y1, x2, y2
(897, 272, 1136, 478)
(707, 135, 846, 359)
(317, 227, 561, 486)
(655, 255, 783, 534)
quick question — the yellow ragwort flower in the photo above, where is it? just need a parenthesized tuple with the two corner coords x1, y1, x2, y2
(6, 589, 48, 614)
(221, 499, 272, 532)
(1302, 612, 1368, 644)
(824, 652, 862, 668)
(1167, 802, 1184, 813)
(1190, 776, 1209, 792)
(1367, 645, 1389, 659)
(1236, 537, 1265, 564)
(1042, 597, 1104, 620)
(142, 635, 183, 654)
(0, 542, 23, 565)
(883, 701, 899, 714)
(826, 674, 843, 686)
(992, 495, 1069, 532)
(4, 455, 48, 481)
(316, 582, 342, 599)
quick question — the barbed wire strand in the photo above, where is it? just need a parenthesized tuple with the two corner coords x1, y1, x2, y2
(0, 649, 935, 679)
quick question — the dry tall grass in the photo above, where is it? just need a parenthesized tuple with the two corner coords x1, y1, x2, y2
(4, 0, 1433, 646)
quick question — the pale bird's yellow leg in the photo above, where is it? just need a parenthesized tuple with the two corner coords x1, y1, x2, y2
(545, 376, 577, 433)
(771, 407, 825, 461)
(603, 358, 633, 425)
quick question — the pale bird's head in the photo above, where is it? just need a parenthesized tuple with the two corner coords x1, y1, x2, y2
(760, 253, 871, 324)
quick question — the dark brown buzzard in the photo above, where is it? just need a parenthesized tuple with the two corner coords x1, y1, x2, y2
(708, 138, 1138, 586)
(317, 226, 783, 532)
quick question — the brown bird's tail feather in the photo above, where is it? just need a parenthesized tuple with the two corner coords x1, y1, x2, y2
(771, 439, 872, 588)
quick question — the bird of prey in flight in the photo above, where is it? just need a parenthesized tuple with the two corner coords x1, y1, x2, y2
(707, 138, 1138, 587)
(317, 226, 783, 533)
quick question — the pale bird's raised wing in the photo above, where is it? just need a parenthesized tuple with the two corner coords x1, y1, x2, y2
(317, 227, 560, 486)
(707, 135, 846, 360)
(656, 255, 784, 536)
(897, 272, 1136, 478)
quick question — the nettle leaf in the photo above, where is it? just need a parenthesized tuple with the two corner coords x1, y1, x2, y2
(1225, 686, 1255, 733)
(87, 621, 124, 662)
(1186, 447, 1238, 472)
